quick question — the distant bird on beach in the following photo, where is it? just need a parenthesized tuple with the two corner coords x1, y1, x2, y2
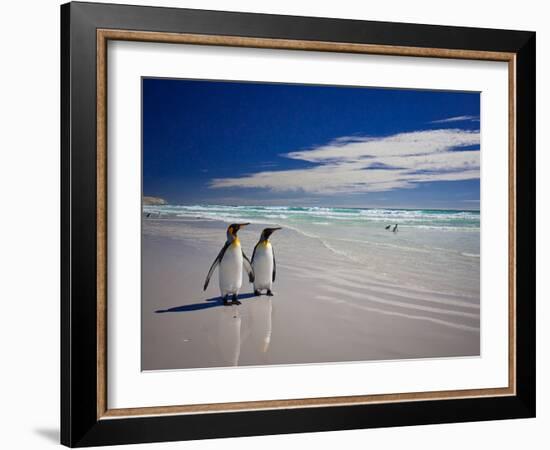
(252, 227, 282, 296)
(393, 224, 398, 232)
(203, 223, 255, 305)
(385, 224, 391, 230)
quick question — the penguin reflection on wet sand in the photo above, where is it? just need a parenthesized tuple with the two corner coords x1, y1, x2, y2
(251, 227, 282, 296)
(203, 223, 255, 306)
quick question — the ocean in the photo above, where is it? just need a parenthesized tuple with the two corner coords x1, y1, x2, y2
(143, 204, 479, 229)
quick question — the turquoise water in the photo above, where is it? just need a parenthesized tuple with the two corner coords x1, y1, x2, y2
(143, 204, 479, 231)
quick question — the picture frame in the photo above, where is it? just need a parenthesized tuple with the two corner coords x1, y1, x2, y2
(60, 1, 536, 447)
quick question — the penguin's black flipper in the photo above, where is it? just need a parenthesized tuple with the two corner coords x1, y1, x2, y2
(251, 241, 260, 263)
(203, 242, 229, 291)
(242, 251, 255, 283)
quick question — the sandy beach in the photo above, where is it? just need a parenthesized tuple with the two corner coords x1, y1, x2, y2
(141, 214, 480, 371)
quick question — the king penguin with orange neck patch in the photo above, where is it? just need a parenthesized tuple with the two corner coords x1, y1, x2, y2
(203, 223, 255, 305)
(251, 227, 282, 296)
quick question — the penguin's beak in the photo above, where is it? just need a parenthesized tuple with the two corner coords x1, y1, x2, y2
(237, 223, 250, 229)
(263, 227, 282, 238)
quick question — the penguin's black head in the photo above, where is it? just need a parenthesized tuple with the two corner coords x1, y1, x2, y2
(227, 223, 249, 238)
(261, 227, 282, 241)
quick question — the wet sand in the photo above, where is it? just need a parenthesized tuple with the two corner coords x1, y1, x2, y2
(141, 218, 480, 370)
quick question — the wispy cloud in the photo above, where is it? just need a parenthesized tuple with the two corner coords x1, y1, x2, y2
(209, 128, 480, 195)
(430, 115, 479, 124)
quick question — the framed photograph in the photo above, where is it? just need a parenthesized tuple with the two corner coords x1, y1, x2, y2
(61, 1, 535, 447)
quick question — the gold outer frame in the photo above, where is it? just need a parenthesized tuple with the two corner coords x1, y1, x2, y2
(96, 29, 516, 420)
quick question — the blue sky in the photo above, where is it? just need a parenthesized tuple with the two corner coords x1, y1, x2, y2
(143, 78, 480, 209)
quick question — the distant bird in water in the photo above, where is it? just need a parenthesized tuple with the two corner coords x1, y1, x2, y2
(252, 227, 282, 296)
(385, 224, 391, 230)
(203, 223, 255, 305)
(393, 224, 398, 232)
(146, 213, 151, 218)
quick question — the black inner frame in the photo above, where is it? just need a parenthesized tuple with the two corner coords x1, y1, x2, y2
(61, 2, 536, 447)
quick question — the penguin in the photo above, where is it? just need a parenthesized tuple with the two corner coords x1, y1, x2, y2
(251, 227, 281, 296)
(385, 224, 391, 230)
(393, 224, 398, 232)
(203, 223, 255, 306)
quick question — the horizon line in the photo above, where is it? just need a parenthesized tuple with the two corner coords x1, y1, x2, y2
(142, 199, 480, 213)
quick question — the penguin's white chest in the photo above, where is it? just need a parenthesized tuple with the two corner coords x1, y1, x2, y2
(253, 243, 273, 290)
(219, 243, 243, 296)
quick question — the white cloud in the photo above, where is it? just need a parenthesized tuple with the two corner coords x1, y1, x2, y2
(209, 129, 480, 195)
(430, 115, 479, 123)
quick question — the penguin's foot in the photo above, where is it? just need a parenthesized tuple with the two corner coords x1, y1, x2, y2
(254, 290, 261, 296)
(222, 296, 231, 306)
(231, 294, 241, 305)
(266, 290, 274, 297)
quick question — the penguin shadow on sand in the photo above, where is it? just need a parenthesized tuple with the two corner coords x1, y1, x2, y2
(155, 292, 257, 313)
(155, 294, 275, 366)
(156, 299, 247, 366)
